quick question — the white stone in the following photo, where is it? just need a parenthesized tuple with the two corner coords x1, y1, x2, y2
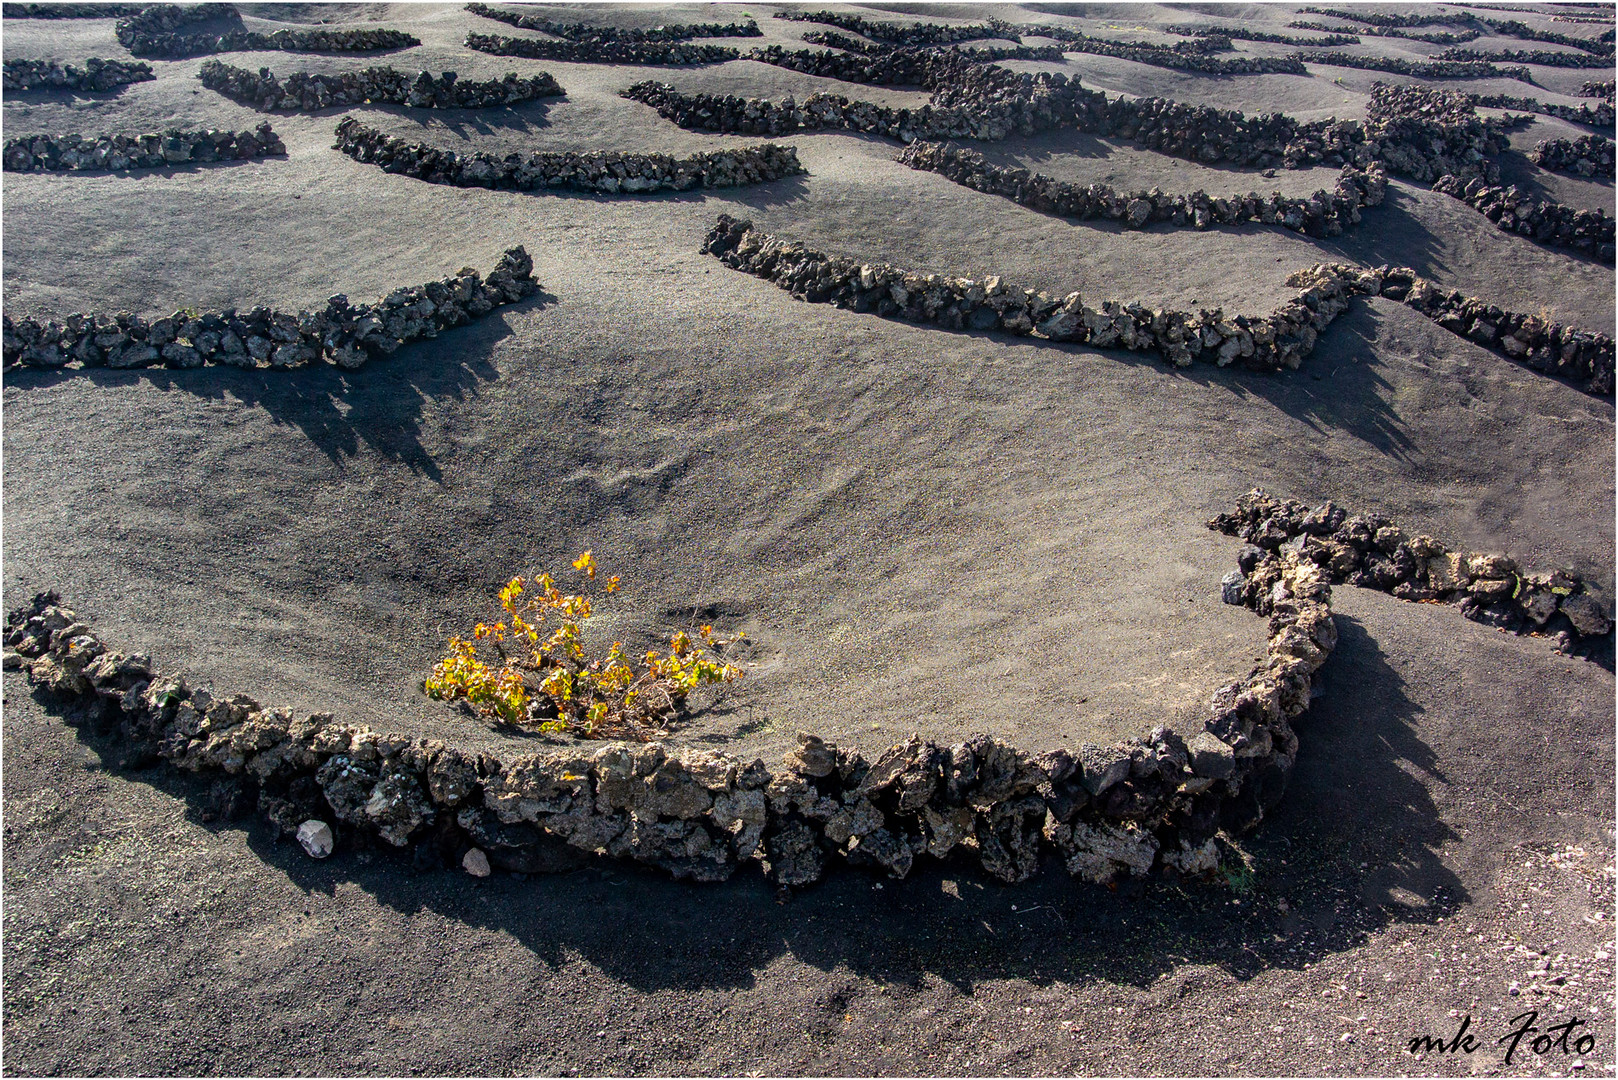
(462, 847, 492, 877)
(295, 819, 334, 859)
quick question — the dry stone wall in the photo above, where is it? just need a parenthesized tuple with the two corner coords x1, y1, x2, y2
(199, 59, 562, 112)
(1432, 174, 1616, 263)
(1530, 133, 1616, 179)
(1475, 19, 1615, 55)
(796, 32, 1069, 64)
(621, 78, 1062, 144)
(699, 218, 1615, 395)
(626, 77, 1507, 185)
(2, 514, 1335, 887)
(1049, 36, 1307, 76)
(333, 118, 803, 194)
(1293, 23, 1482, 45)
(1211, 489, 1614, 649)
(1, 247, 536, 371)
(1438, 46, 1616, 69)
(2, 121, 283, 173)
(1168, 25, 1362, 47)
(1471, 92, 1614, 130)
(1298, 7, 1466, 28)
(465, 3, 759, 41)
(970, 22, 1311, 74)
(744, 42, 994, 90)
(772, 10, 1013, 47)
(1298, 6, 1613, 54)
(1293, 51, 1531, 81)
(116, 3, 419, 59)
(1582, 80, 1616, 99)
(897, 141, 1387, 238)
(3, 3, 145, 15)
(703, 214, 1364, 372)
(1364, 82, 1510, 183)
(464, 31, 737, 65)
(1313, 261, 1616, 394)
(2, 57, 153, 91)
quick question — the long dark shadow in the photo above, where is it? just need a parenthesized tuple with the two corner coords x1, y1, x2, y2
(32, 609, 1466, 996)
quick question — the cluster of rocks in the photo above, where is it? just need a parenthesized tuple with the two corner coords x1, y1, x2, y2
(1433, 174, 1616, 263)
(703, 214, 1368, 372)
(1365, 81, 1509, 183)
(2, 121, 284, 173)
(772, 10, 1012, 47)
(1582, 80, 1616, 99)
(1167, 24, 1361, 47)
(464, 3, 758, 41)
(333, 117, 803, 194)
(112, 2, 211, 43)
(1, 247, 536, 371)
(1311, 261, 1615, 394)
(2, 57, 154, 92)
(1288, 21, 1481, 45)
(1210, 489, 1613, 650)
(116, 3, 419, 59)
(3, 2, 145, 15)
(745, 42, 993, 90)
(1471, 92, 1615, 130)
(897, 141, 1387, 239)
(464, 31, 737, 65)
(199, 59, 562, 112)
(1530, 133, 1616, 179)
(1438, 46, 1616, 69)
(1298, 7, 1462, 28)
(1294, 50, 1530, 81)
(2, 526, 1336, 887)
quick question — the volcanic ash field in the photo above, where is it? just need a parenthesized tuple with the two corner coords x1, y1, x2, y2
(2, 2, 1615, 1075)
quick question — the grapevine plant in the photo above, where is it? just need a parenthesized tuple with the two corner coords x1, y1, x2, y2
(424, 553, 744, 740)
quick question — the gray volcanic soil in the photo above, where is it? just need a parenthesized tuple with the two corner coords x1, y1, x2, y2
(3, 2, 1615, 1075)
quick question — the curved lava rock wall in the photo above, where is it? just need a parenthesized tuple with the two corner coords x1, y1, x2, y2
(2, 3, 146, 15)
(2, 247, 537, 371)
(2, 122, 284, 172)
(702, 214, 1365, 371)
(1433, 174, 1616, 263)
(1471, 92, 1615, 130)
(331, 117, 805, 193)
(1, 515, 1335, 886)
(198, 59, 563, 111)
(116, 3, 419, 59)
(1211, 489, 1613, 647)
(1529, 134, 1616, 180)
(2, 57, 154, 92)
(625, 78, 1508, 186)
(465, 31, 739, 65)
(465, 3, 759, 41)
(898, 141, 1388, 237)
